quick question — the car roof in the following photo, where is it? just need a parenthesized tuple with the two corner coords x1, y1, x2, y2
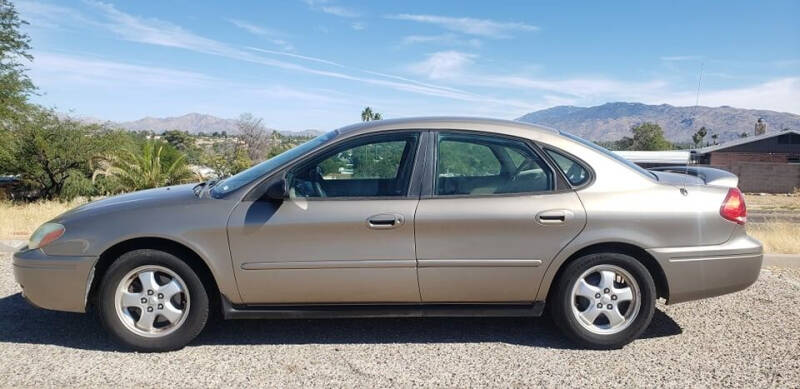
(336, 116, 560, 138)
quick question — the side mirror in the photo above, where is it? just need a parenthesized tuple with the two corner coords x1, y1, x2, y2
(264, 179, 287, 201)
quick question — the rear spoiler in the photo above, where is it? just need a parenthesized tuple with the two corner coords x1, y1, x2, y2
(649, 166, 739, 188)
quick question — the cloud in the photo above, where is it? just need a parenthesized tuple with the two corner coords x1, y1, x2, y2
(228, 19, 294, 51)
(351, 22, 366, 30)
(659, 77, 800, 114)
(76, 2, 541, 110)
(246, 47, 344, 67)
(303, 0, 360, 18)
(387, 14, 538, 38)
(30, 52, 349, 105)
(660, 55, 703, 61)
(30, 52, 221, 88)
(401, 33, 482, 47)
(408, 51, 476, 79)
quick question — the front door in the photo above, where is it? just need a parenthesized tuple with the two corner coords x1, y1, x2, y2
(415, 131, 586, 302)
(228, 132, 423, 304)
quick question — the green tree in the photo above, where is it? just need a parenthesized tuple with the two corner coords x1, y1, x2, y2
(691, 126, 708, 148)
(202, 142, 252, 178)
(740, 132, 748, 138)
(0, 107, 118, 199)
(0, 0, 35, 119)
(361, 106, 383, 122)
(93, 141, 195, 192)
(711, 133, 719, 145)
(630, 122, 672, 151)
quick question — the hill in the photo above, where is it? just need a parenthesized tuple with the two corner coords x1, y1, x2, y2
(116, 113, 321, 136)
(516, 102, 800, 142)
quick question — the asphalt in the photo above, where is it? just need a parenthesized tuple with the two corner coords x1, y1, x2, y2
(1, 252, 799, 387)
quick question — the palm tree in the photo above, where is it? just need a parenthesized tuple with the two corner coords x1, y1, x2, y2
(361, 107, 373, 122)
(361, 107, 383, 122)
(93, 141, 195, 192)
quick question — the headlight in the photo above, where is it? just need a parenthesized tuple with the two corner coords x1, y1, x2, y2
(29, 223, 65, 250)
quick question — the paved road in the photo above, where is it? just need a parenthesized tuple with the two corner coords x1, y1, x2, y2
(1, 253, 798, 387)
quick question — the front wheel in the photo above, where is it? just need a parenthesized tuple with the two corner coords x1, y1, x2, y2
(97, 249, 209, 352)
(550, 253, 656, 349)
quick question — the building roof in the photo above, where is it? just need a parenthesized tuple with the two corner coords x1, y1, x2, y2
(695, 129, 800, 154)
(613, 150, 690, 164)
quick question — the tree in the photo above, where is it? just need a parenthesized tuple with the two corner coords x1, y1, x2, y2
(361, 106, 382, 121)
(201, 141, 252, 178)
(0, 0, 35, 119)
(630, 122, 672, 151)
(237, 113, 270, 161)
(0, 107, 116, 199)
(93, 140, 195, 192)
(740, 132, 748, 138)
(711, 133, 719, 145)
(691, 126, 708, 148)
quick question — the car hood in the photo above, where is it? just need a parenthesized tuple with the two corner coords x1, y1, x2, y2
(57, 184, 199, 221)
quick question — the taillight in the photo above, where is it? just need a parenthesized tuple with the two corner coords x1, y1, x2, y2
(720, 188, 747, 225)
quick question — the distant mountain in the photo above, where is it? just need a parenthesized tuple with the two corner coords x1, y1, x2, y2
(115, 113, 322, 137)
(517, 102, 800, 142)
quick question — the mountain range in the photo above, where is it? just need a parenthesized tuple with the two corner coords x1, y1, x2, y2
(516, 102, 800, 142)
(115, 113, 322, 137)
(105, 103, 800, 143)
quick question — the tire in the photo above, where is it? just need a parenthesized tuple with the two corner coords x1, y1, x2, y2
(550, 252, 656, 349)
(97, 249, 209, 352)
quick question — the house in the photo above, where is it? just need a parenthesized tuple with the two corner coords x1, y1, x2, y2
(613, 130, 800, 193)
(692, 130, 800, 193)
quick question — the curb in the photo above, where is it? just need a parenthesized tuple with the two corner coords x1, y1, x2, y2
(763, 254, 800, 268)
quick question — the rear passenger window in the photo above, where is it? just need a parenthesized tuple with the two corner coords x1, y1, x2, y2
(545, 149, 590, 186)
(436, 133, 554, 196)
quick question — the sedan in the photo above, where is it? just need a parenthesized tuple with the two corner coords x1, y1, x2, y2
(13, 117, 762, 351)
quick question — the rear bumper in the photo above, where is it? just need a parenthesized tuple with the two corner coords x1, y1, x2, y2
(12, 248, 97, 313)
(648, 235, 763, 304)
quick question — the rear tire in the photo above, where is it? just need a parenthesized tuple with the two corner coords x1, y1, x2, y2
(97, 249, 209, 352)
(551, 252, 656, 349)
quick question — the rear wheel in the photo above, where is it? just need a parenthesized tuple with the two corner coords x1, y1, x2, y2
(97, 249, 209, 352)
(551, 253, 656, 348)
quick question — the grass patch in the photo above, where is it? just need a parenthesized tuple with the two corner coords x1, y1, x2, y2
(748, 222, 800, 254)
(746, 193, 800, 213)
(0, 199, 86, 240)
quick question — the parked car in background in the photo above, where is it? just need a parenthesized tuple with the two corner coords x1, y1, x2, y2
(13, 117, 762, 352)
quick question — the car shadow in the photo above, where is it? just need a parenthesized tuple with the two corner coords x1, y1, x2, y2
(0, 293, 682, 352)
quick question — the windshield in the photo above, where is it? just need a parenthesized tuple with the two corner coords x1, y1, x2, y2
(210, 130, 339, 197)
(559, 131, 657, 180)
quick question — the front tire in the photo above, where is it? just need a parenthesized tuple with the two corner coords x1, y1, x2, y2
(97, 249, 209, 352)
(551, 253, 656, 349)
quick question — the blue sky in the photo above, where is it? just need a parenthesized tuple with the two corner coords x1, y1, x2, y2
(15, 0, 800, 130)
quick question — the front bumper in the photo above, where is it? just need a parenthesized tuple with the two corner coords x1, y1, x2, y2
(648, 234, 763, 304)
(12, 247, 97, 313)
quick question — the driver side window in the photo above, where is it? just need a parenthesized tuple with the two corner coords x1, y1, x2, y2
(288, 133, 420, 198)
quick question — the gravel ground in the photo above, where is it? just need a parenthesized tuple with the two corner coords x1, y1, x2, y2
(1, 253, 798, 388)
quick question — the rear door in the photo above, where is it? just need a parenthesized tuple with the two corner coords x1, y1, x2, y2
(415, 131, 586, 302)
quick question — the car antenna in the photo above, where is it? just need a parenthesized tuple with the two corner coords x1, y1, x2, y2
(682, 61, 704, 196)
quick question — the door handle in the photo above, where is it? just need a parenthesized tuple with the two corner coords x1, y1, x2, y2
(536, 210, 571, 225)
(367, 213, 404, 229)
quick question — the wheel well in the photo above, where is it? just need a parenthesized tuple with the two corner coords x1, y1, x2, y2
(88, 237, 221, 313)
(550, 242, 669, 300)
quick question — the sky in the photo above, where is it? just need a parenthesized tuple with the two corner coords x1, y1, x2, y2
(14, 0, 800, 131)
